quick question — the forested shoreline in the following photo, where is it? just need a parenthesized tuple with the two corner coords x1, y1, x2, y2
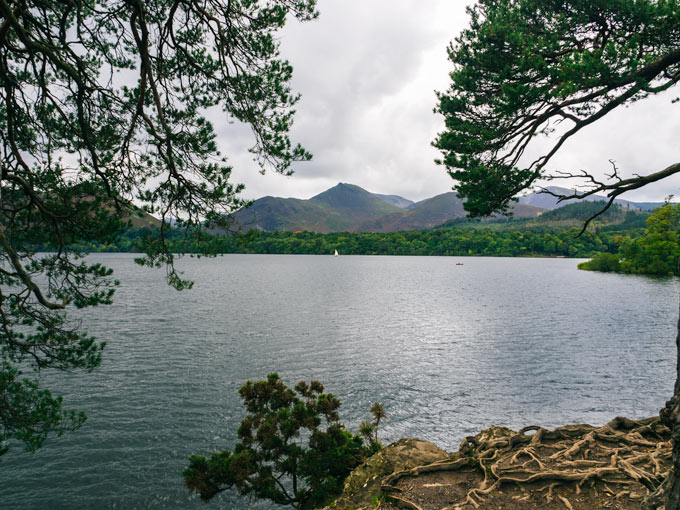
(54, 203, 680, 278)
(578, 204, 680, 276)
(58, 222, 640, 259)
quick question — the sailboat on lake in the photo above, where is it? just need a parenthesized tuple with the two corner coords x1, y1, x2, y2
(334, 249, 339, 257)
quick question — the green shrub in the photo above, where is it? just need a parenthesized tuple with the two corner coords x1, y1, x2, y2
(578, 252, 621, 272)
(184, 374, 384, 509)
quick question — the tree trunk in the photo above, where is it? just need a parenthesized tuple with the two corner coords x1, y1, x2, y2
(662, 292, 680, 509)
(644, 265, 680, 510)
(668, 428, 680, 509)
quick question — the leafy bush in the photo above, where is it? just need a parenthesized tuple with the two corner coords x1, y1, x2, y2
(578, 252, 621, 272)
(579, 204, 680, 276)
(184, 374, 384, 509)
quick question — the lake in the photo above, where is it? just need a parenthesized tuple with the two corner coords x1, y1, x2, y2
(0, 254, 677, 509)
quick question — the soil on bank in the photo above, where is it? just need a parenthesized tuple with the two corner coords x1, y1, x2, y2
(326, 416, 671, 510)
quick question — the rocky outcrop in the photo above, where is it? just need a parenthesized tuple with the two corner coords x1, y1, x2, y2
(323, 418, 672, 510)
(323, 438, 449, 510)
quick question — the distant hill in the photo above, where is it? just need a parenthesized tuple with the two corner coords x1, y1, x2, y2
(535, 201, 648, 224)
(233, 184, 404, 233)
(359, 192, 543, 232)
(127, 208, 162, 229)
(357, 192, 466, 232)
(230, 196, 349, 232)
(132, 186, 670, 235)
(309, 183, 404, 221)
(519, 186, 639, 210)
(632, 202, 667, 211)
(372, 193, 414, 209)
(232, 184, 544, 233)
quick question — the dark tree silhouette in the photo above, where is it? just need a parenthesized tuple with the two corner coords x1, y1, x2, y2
(0, 0, 316, 455)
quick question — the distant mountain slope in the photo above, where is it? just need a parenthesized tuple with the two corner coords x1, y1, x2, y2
(519, 186, 639, 210)
(372, 193, 414, 209)
(525, 201, 650, 231)
(233, 183, 403, 233)
(508, 203, 547, 218)
(128, 210, 162, 229)
(632, 202, 666, 211)
(536, 200, 628, 222)
(309, 183, 404, 221)
(359, 192, 467, 232)
(359, 192, 543, 233)
(233, 184, 547, 233)
(232, 195, 352, 233)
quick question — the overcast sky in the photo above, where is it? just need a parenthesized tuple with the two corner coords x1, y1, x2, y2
(216, 0, 680, 204)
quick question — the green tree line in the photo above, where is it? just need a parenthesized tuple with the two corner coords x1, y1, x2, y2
(57, 222, 646, 259)
(579, 204, 680, 276)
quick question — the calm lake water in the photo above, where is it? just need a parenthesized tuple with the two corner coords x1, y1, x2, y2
(1, 254, 678, 509)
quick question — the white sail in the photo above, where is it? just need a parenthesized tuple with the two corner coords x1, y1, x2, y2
(334, 249, 338, 257)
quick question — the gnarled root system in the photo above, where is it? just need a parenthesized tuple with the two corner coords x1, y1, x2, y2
(381, 417, 671, 510)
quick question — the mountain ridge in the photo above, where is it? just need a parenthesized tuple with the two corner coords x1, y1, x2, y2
(233, 183, 545, 233)
(231, 183, 665, 234)
(518, 186, 639, 210)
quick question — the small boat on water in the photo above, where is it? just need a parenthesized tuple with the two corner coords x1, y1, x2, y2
(456, 263, 464, 266)
(334, 249, 339, 257)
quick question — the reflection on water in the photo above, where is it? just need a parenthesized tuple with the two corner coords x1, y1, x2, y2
(1, 254, 677, 509)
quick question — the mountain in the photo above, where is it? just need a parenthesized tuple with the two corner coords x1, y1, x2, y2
(231, 195, 373, 233)
(309, 183, 404, 221)
(632, 202, 667, 211)
(127, 209, 162, 229)
(357, 192, 465, 232)
(519, 186, 639, 210)
(360, 192, 543, 233)
(372, 193, 414, 209)
(360, 192, 477, 232)
(230, 196, 346, 232)
(232, 184, 545, 234)
(534, 200, 648, 225)
(233, 183, 404, 233)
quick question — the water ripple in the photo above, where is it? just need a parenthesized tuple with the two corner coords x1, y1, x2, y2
(0, 254, 677, 509)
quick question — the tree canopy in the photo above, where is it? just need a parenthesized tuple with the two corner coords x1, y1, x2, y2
(580, 202, 680, 275)
(434, 0, 680, 221)
(0, 0, 315, 455)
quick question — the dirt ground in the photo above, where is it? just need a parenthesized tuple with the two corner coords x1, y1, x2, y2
(380, 417, 670, 510)
(327, 417, 671, 510)
(382, 467, 647, 509)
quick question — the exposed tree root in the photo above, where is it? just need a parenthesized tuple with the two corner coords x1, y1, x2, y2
(381, 417, 672, 510)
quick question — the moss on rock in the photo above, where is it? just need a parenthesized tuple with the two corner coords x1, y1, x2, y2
(323, 438, 449, 510)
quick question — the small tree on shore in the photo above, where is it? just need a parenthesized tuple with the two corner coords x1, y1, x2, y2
(184, 373, 384, 509)
(360, 402, 387, 452)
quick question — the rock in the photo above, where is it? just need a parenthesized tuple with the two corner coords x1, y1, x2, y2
(459, 425, 516, 455)
(322, 438, 449, 510)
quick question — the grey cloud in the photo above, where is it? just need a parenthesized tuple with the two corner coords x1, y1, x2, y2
(211, 1, 679, 204)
